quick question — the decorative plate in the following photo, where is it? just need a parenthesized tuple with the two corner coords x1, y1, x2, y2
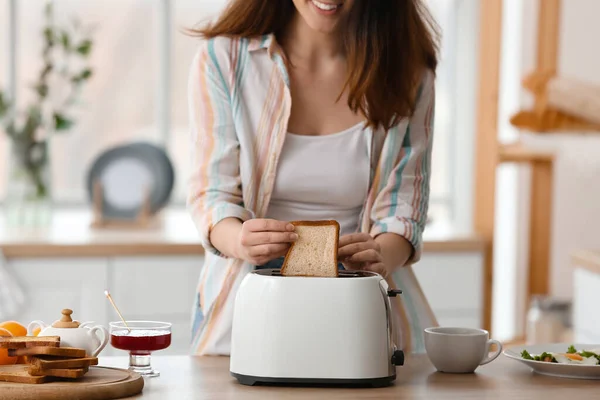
(503, 343, 600, 380)
(126, 142, 175, 209)
(86, 142, 174, 220)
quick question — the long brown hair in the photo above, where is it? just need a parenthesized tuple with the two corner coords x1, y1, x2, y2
(191, 0, 440, 132)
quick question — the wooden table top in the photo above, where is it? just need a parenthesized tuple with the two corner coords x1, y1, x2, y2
(98, 354, 598, 399)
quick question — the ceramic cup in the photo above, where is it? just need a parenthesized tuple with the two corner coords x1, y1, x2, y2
(424, 327, 503, 373)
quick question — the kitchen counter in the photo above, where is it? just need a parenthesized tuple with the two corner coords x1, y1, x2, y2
(98, 355, 597, 399)
(0, 208, 203, 258)
(571, 249, 600, 274)
(0, 208, 485, 258)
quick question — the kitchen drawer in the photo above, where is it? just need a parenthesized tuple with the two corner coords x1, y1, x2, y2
(161, 319, 191, 355)
(7, 258, 108, 328)
(412, 252, 483, 312)
(109, 256, 203, 318)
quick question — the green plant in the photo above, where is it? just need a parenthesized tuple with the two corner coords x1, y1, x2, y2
(0, 2, 94, 199)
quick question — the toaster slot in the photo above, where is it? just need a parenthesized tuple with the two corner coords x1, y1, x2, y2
(252, 269, 379, 278)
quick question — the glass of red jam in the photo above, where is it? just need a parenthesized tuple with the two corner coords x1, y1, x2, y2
(109, 321, 172, 377)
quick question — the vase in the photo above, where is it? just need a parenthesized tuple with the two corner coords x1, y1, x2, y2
(4, 140, 53, 227)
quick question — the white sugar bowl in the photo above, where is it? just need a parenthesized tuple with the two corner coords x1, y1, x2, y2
(28, 309, 109, 357)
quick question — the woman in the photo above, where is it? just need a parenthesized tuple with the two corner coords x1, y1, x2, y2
(187, 0, 440, 356)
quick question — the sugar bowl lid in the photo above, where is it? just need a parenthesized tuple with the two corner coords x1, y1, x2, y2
(51, 309, 81, 328)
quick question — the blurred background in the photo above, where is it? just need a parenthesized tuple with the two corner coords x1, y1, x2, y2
(0, 0, 471, 219)
(0, 0, 598, 355)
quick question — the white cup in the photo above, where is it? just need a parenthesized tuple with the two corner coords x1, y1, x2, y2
(424, 327, 503, 373)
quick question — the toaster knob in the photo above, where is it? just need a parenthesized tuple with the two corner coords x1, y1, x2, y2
(391, 350, 405, 366)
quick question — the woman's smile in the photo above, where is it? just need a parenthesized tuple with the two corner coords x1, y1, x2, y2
(309, 0, 344, 16)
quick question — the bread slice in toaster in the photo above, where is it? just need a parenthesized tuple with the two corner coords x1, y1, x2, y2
(280, 220, 340, 277)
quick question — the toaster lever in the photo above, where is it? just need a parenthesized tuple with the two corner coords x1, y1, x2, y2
(387, 289, 403, 297)
(391, 350, 405, 366)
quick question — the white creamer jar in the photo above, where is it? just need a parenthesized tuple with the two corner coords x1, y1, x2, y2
(28, 309, 109, 357)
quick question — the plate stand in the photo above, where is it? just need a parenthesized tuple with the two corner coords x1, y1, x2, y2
(90, 180, 158, 229)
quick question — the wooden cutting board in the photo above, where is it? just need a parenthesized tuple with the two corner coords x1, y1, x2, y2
(0, 365, 144, 400)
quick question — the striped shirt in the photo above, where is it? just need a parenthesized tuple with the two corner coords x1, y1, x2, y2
(187, 34, 438, 356)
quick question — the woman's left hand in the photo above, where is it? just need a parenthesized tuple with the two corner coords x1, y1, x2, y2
(338, 233, 390, 277)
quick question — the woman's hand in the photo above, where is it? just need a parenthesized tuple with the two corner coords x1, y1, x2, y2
(234, 219, 298, 266)
(338, 233, 389, 277)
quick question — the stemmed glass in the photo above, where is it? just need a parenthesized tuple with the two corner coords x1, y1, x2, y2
(109, 321, 172, 377)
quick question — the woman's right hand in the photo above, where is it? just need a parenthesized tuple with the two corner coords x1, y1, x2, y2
(234, 219, 298, 265)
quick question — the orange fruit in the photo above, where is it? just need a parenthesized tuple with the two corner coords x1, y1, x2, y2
(16, 356, 28, 364)
(32, 327, 41, 337)
(0, 328, 17, 365)
(0, 321, 27, 337)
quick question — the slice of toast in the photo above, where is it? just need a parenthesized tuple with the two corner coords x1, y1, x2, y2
(0, 336, 60, 349)
(28, 355, 98, 371)
(28, 366, 89, 378)
(281, 220, 340, 277)
(8, 346, 86, 358)
(0, 367, 48, 384)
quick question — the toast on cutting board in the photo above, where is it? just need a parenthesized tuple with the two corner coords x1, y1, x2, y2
(0, 336, 60, 349)
(0, 366, 49, 384)
(8, 346, 86, 358)
(28, 355, 98, 371)
(28, 366, 89, 378)
(280, 220, 340, 277)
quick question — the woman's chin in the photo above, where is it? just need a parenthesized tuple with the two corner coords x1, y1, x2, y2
(302, 14, 344, 34)
(306, 22, 339, 34)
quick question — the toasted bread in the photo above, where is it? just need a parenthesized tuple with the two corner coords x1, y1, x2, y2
(281, 220, 340, 277)
(28, 355, 98, 371)
(0, 366, 48, 384)
(8, 346, 86, 358)
(0, 336, 60, 349)
(28, 365, 89, 378)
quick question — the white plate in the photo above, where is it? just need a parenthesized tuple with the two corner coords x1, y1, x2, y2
(503, 343, 600, 380)
(86, 142, 174, 220)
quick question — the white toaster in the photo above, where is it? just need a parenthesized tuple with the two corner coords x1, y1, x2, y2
(229, 269, 404, 387)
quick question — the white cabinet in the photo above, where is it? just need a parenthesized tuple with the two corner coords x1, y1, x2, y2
(413, 252, 484, 329)
(107, 256, 202, 356)
(6, 258, 109, 331)
(572, 267, 600, 343)
(6, 255, 204, 356)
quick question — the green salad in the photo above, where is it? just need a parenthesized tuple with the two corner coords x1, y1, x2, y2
(521, 345, 600, 365)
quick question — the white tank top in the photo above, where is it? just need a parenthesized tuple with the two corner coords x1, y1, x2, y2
(265, 122, 370, 236)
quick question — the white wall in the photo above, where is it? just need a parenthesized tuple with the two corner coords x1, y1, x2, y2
(492, 0, 538, 341)
(558, 0, 600, 87)
(494, 0, 600, 340)
(522, 0, 600, 300)
(551, 0, 600, 301)
(452, 0, 479, 232)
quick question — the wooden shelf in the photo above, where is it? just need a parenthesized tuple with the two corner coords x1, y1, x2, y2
(498, 143, 555, 163)
(572, 249, 600, 275)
